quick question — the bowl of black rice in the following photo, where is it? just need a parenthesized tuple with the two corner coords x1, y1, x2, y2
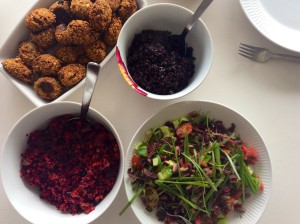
(116, 3, 213, 100)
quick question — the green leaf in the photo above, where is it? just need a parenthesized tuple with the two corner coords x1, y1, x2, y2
(221, 148, 241, 180)
(234, 146, 260, 203)
(155, 181, 208, 213)
(202, 154, 212, 163)
(172, 117, 189, 129)
(157, 166, 173, 180)
(182, 153, 217, 191)
(212, 142, 221, 166)
(160, 126, 172, 138)
(155, 179, 208, 187)
(119, 184, 144, 216)
(205, 177, 224, 203)
(144, 129, 153, 143)
(152, 155, 162, 169)
(216, 217, 227, 224)
(158, 143, 167, 154)
(172, 119, 180, 129)
(136, 142, 148, 156)
(184, 135, 190, 163)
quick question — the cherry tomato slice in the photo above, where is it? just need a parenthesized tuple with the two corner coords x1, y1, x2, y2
(131, 155, 142, 170)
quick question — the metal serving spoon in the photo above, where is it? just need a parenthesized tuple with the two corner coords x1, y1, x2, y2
(169, 0, 213, 55)
(65, 62, 100, 126)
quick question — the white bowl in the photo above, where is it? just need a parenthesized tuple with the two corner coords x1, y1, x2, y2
(0, 0, 147, 107)
(116, 3, 213, 100)
(124, 101, 272, 224)
(1, 101, 124, 224)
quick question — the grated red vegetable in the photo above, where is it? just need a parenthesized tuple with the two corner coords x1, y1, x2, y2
(20, 114, 120, 215)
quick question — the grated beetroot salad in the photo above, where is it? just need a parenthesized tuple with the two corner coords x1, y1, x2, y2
(20, 114, 120, 215)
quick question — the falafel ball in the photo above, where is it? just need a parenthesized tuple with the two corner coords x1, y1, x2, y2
(2, 57, 33, 84)
(118, 0, 137, 23)
(70, 0, 93, 20)
(25, 8, 56, 32)
(49, 0, 73, 24)
(55, 20, 99, 45)
(30, 27, 57, 49)
(32, 54, 62, 77)
(55, 23, 72, 45)
(84, 40, 107, 63)
(89, 0, 112, 32)
(73, 46, 92, 65)
(108, 0, 121, 12)
(18, 41, 43, 68)
(77, 54, 91, 65)
(58, 63, 86, 87)
(52, 45, 79, 64)
(103, 16, 122, 46)
(34, 77, 63, 100)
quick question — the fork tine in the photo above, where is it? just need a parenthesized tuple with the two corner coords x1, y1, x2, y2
(239, 43, 269, 62)
(238, 52, 256, 61)
(240, 43, 263, 51)
(239, 43, 259, 61)
(239, 48, 255, 57)
(239, 46, 256, 54)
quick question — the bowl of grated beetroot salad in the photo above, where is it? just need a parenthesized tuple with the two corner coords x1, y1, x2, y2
(1, 101, 124, 224)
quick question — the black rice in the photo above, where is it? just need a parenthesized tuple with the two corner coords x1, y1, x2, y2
(127, 30, 195, 95)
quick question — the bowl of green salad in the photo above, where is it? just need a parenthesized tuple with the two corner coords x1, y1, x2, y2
(120, 101, 272, 224)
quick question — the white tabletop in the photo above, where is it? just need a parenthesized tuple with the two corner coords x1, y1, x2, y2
(1, 0, 300, 223)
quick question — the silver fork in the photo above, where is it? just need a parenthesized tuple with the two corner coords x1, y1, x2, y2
(239, 43, 300, 63)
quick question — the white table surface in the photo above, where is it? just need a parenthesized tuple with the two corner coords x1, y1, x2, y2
(1, 0, 300, 223)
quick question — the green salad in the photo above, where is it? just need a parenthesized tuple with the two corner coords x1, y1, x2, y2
(120, 111, 263, 224)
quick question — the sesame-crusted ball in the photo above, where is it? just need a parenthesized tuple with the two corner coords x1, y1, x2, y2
(104, 16, 122, 46)
(55, 24, 72, 45)
(25, 8, 56, 32)
(108, 0, 121, 12)
(18, 41, 43, 68)
(30, 27, 57, 49)
(89, 0, 112, 32)
(118, 0, 137, 23)
(77, 54, 91, 65)
(49, 0, 73, 24)
(84, 40, 107, 63)
(34, 77, 63, 100)
(55, 20, 99, 45)
(2, 57, 33, 85)
(52, 45, 80, 64)
(70, 0, 93, 20)
(58, 63, 86, 87)
(32, 54, 62, 77)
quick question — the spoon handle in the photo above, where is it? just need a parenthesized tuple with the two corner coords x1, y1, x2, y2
(181, 0, 213, 37)
(81, 62, 100, 120)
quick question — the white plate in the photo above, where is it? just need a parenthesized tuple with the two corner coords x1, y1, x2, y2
(240, 0, 300, 52)
(124, 101, 272, 224)
(0, 0, 147, 107)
